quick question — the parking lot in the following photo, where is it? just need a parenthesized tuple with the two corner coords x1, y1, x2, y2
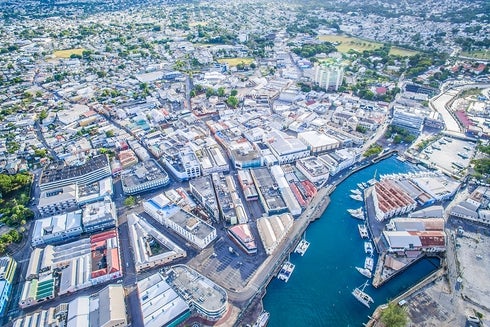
(419, 136, 476, 175)
(189, 236, 267, 291)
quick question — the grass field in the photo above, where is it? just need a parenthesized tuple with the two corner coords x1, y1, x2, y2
(389, 46, 418, 57)
(461, 50, 490, 60)
(53, 48, 85, 58)
(318, 34, 382, 53)
(217, 57, 254, 66)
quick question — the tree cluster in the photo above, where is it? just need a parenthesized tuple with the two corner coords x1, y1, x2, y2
(385, 125, 416, 144)
(292, 42, 336, 58)
(363, 143, 383, 157)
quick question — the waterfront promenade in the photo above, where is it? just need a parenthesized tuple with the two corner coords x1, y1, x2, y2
(230, 186, 332, 325)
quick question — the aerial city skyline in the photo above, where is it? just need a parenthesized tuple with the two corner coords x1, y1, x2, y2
(0, 0, 489, 326)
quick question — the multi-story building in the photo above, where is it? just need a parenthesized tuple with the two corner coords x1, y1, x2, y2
(313, 62, 344, 91)
(31, 210, 83, 247)
(383, 230, 446, 253)
(296, 157, 330, 183)
(81, 198, 117, 233)
(121, 159, 170, 195)
(39, 154, 111, 191)
(165, 265, 228, 321)
(127, 214, 186, 273)
(391, 106, 425, 135)
(370, 180, 417, 221)
(0, 256, 17, 316)
(163, 146, 201, 181)
(137, 272, 191, 327)
(14, 284, 127, 327)
(144, 194, 217, 249)
(265, 130, 310, 164)
(189, 176, 219, 223)
(37, 177, 113, 217)
(251, 167, 288, 215)
(297, 131, 340, 155)
(21, 229, 122, 307)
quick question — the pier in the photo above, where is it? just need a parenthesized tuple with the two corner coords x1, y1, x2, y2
(234, 187, 331, 325)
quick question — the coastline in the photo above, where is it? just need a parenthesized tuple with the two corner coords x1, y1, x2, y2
(234, 156, 391, 326)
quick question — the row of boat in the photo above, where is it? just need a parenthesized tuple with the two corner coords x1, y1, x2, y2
(277, 238, 311, 283)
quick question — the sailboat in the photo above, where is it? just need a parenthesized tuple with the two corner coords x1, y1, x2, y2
(352, 280, 374, 308)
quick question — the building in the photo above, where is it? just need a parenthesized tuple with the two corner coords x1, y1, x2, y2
(121, 159, 170, 195)
(237, 169, 259, 201)
(227, 138, 262, 169)
(127, 213, 186, 273)
(0, 256, 17, 316)
(265, 130, 310, 164)
(14, 284, 127, 327)
(163, 146, 201, 181)
(37, 177, 114, 217)
(194, 138, 229, 175)
(296, 156, 330, 183)
(383, 230, 446, 253)
(270, 165, 302, 216)
(137, 272, 190, 327)
(313, 62, 344, 91)
(227, 224, 257, 254)
(66, 284, 127, 327)
(391, 107, 425, 135)
(212, 173, 248, 225)
(298, 131, 340, 155)
(165, 265, 228, 321)
(251, 167, 288, 215)
(81, 198, 117, 233)
(370, 180, 417, 221)
(319, 148, 358, 176)
(117, 149, 139, 169)
(256, 213, 294, 255)
(31, 211, 83, 247)
(19, 275, 56, 308)
(144, 194, 217, 249)
(21, 230, 122, 308)
(39, 154, 111, 191)
(189, 176, 219, 222)
(37, 184, 78, 217)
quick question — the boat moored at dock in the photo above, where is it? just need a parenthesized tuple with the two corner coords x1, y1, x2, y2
(352, 281, 374, 308)
(358, 224, 369, 239)
(350, 188, 362, 195)
(347, 207, 365, 220)
(349, 193, 363, 201)
(355, 266, 372, 279)
(364, 241, 374, 255)
(277, 261, 295, 282)
(294, 239, 310, 256)
(364, 257, 374, 271)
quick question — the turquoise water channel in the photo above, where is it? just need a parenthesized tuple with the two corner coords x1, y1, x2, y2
(263, 157, 440, 326)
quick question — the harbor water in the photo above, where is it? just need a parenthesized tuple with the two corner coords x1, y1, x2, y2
(263, 157, 440, 326)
